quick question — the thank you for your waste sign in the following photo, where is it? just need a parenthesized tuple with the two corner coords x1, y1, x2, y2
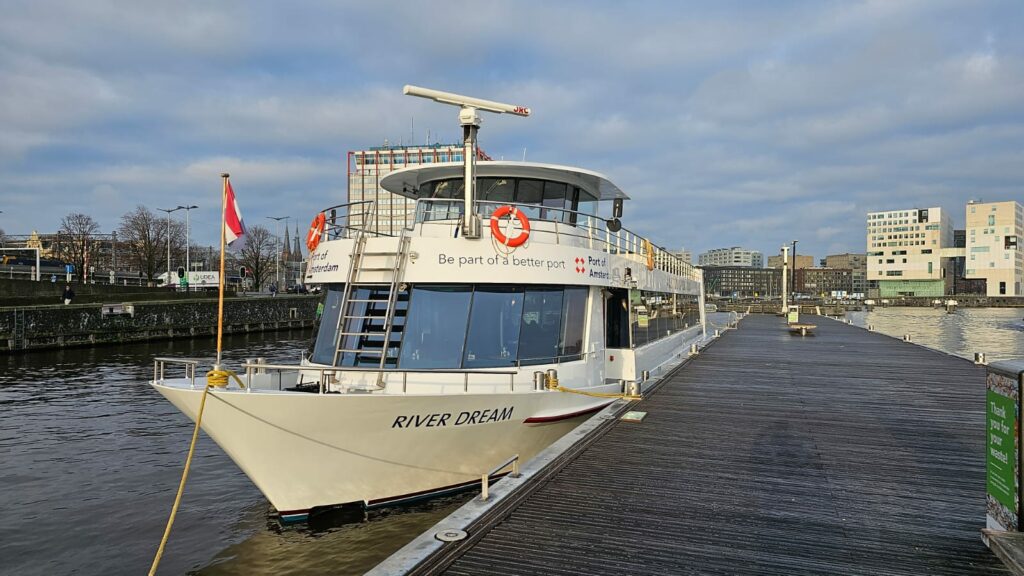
(987, 362, 1023, 532)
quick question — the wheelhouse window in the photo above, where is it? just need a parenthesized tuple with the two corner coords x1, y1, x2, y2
(519, 288, 564, 365)
(399, 286, 472, 369)
(463, 286, 524, 368)
(414, 178, 595, 225)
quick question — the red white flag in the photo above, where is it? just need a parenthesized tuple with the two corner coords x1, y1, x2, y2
(224, 178, 246, 247)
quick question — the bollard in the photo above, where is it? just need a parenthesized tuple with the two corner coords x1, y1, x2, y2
(903, 334, 912, 342)
(545, 368, 559, 389)
(641, 370, 650, 382)
(714, 329, 720, 338)
(533, 371, 545, 391)
(975, 352, 987, 366)
(689, 343, 699, 356)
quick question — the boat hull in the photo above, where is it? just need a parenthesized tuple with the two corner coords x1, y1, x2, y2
(152, 382, 611, 517)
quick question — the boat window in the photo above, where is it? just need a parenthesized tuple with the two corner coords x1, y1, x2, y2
(558, 287, 589, 359)
(632, 290, 702, 348)
(479, 178, 515, 203)
(311, 284, 345, 365)
(463, 287, 524, 368)
(515, 179, 544, 219)
(519, 288, 564, 365)
(542, 182, 569, 222)
(399, 285, 472, 369)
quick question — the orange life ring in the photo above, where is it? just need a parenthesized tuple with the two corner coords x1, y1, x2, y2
(490, 206, 530, 247)
(306, 213, 326, 252)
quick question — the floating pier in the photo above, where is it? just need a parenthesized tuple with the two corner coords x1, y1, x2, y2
(378, 315, 1006, 575)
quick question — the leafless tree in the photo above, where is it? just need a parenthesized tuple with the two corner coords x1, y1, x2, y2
(57, 213, 101, 283)
(236, 225, 275, 291)
(117, 205, 185, 282)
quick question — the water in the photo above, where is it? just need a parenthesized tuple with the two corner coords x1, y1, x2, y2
(846, 307, 1024, 362)
(0, 331, 470, 576)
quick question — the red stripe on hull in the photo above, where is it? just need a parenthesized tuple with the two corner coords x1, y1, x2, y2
(523, 401, 613, 423)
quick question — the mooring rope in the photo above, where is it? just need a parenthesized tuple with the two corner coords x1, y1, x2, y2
(148, 368, 244, 575)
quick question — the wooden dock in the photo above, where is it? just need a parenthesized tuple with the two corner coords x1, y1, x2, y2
(406, 315, 1006, 575)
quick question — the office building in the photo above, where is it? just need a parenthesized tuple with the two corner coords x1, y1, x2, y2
(767, 254, 813, 270)
(823, 253, 867, 295)
(965, 200, 1023, 296)
(866, 207, 953, 297)
(698, 247, 763, 268)
(795, 268, 853, 297)
(348, 143, 491, 236)
(701, 266, 781, 298)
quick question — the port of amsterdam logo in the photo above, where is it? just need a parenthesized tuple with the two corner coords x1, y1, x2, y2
(574, 256, 586, 274)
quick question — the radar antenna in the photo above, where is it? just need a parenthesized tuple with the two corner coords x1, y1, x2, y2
(403, 85, 530, 239)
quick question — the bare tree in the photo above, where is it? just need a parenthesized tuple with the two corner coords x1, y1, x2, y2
(57, 213, 101, 283)
(117, 205, 185, 282)
(236, 225, 275, 291)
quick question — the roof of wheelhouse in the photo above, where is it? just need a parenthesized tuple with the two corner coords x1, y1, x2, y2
(379, 161, 630, 201)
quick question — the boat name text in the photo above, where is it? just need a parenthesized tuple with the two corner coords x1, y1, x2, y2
(392, 406, 515, 429)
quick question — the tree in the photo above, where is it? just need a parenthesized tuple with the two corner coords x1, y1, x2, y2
(117, 205, 185, 282)
(57, 213, 100, 283)
(236, 225, 275, 291)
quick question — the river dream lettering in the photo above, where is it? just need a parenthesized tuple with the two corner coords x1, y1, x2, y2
(392, 406, 514, 429)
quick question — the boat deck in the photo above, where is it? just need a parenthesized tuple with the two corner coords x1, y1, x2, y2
(409, 314, 1006, 575)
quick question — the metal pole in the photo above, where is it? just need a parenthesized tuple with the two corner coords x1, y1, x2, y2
(791, 239, 798, 301)
(781, 246, 789, 312)
(157, 207, 182, 287)
(179, 205, 198, 291)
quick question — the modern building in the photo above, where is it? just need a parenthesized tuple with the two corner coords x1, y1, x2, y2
(965, 200, 1023, 296)
(823, 253, 867, 295)
(698, 247, 763, 268)
(794, 268, 853, 297)
(701, 266, 781, 298)
(866, 207, 953, 297)
(672, 247, 693, 265)
(767, 254, 813, 270)
(347, 143, 491, 236)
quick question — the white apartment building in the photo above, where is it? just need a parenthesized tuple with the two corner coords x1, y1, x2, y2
(965, 200, 1023, 296)
(698, 247, 763, 268)
(348, 143, 490, 236)
(866, 207, 953, 297)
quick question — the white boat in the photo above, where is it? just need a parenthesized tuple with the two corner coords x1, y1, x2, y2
(152, 87, 706, 522)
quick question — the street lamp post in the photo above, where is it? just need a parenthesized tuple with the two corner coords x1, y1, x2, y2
(791, 239, 799, 301)
(178, 205, 198, 290)
(267, 216, 289, 288)
(157, 207, 183, 287)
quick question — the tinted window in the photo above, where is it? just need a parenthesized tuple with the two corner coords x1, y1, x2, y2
(542, 182, 569, 222)
(559, 287, 589, 359)
(312, 284, 344, 365)
(516, 179, 544, 219)
(399, 286, 472, 368)
(463, 287, 524, 368)
(479, 178, 514, 203)
(519, 288, 563, 365)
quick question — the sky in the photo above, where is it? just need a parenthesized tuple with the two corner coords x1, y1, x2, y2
(1, 0, 1022, 263)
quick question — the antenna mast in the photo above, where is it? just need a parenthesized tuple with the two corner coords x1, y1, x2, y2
(403, 85, 530, 239)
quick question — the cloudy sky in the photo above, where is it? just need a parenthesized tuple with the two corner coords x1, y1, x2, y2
(1, 0, 1021, 262)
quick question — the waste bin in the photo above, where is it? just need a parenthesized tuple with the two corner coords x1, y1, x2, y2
(986, 360, 1024, 533)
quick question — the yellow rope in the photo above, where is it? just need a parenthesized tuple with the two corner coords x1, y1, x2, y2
(149, 369, 243, 575)
(550, 384, 641, 401)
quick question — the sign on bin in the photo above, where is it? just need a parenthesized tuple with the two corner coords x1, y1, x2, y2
(987, 361, 1024, 532)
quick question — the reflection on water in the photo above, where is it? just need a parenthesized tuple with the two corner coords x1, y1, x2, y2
(0, 331, 468, 576)
(846, 307, 1024, 362)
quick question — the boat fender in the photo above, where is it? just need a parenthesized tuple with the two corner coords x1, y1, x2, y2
(490, 205, 530, 247)
(643, 238, 655, 271)
(306, 212, 326, 252)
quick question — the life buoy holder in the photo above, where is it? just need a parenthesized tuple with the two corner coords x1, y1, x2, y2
(643, 239, 655, 271)
(490, 206, 530, 247)
(306, 212, 326, 252)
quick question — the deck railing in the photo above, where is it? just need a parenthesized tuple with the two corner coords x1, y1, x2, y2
(239, 361, 519, 394)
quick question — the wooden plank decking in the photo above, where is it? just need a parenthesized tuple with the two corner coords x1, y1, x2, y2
(435, 315, 1005, 575)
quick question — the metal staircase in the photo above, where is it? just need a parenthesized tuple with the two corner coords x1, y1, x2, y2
(331, 230, 412, 386)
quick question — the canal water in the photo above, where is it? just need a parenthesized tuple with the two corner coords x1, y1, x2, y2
(845, 306, 1024, 362)
(0, 331, 470, 576)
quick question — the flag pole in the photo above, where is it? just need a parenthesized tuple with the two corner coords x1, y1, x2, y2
(216, 173, 229, 367)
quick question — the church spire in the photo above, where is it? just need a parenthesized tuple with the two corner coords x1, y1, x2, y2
(281, 222, 292, 262)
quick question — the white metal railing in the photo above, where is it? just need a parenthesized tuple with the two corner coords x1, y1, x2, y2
(238, 361, 519, 394)
(481, 454, 520, 500)
(410, 198, 701, 283)
(153, 357, 199, 387)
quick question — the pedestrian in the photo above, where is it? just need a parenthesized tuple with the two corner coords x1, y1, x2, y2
(269, 282, 277, 297)
(62, 284, 75, 305)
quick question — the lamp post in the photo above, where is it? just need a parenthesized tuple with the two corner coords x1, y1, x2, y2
(267, 216, 289, 287)
(178, 205, 198, 290)
(791, 239, 799, 301)
(157, 206, 183, 287)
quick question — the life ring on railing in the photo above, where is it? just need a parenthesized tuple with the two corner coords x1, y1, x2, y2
(306, 212, 326, 252)
(490, 206, 530, 247)
(643, 239, 655, 271)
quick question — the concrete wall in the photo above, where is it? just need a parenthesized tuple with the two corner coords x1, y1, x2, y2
(0, 277, 221, 306)
(1, 295, 318, 353)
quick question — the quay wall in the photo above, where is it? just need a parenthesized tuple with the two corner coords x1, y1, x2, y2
(0, 277, 221, 307)
(1, 295, 318, 353)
